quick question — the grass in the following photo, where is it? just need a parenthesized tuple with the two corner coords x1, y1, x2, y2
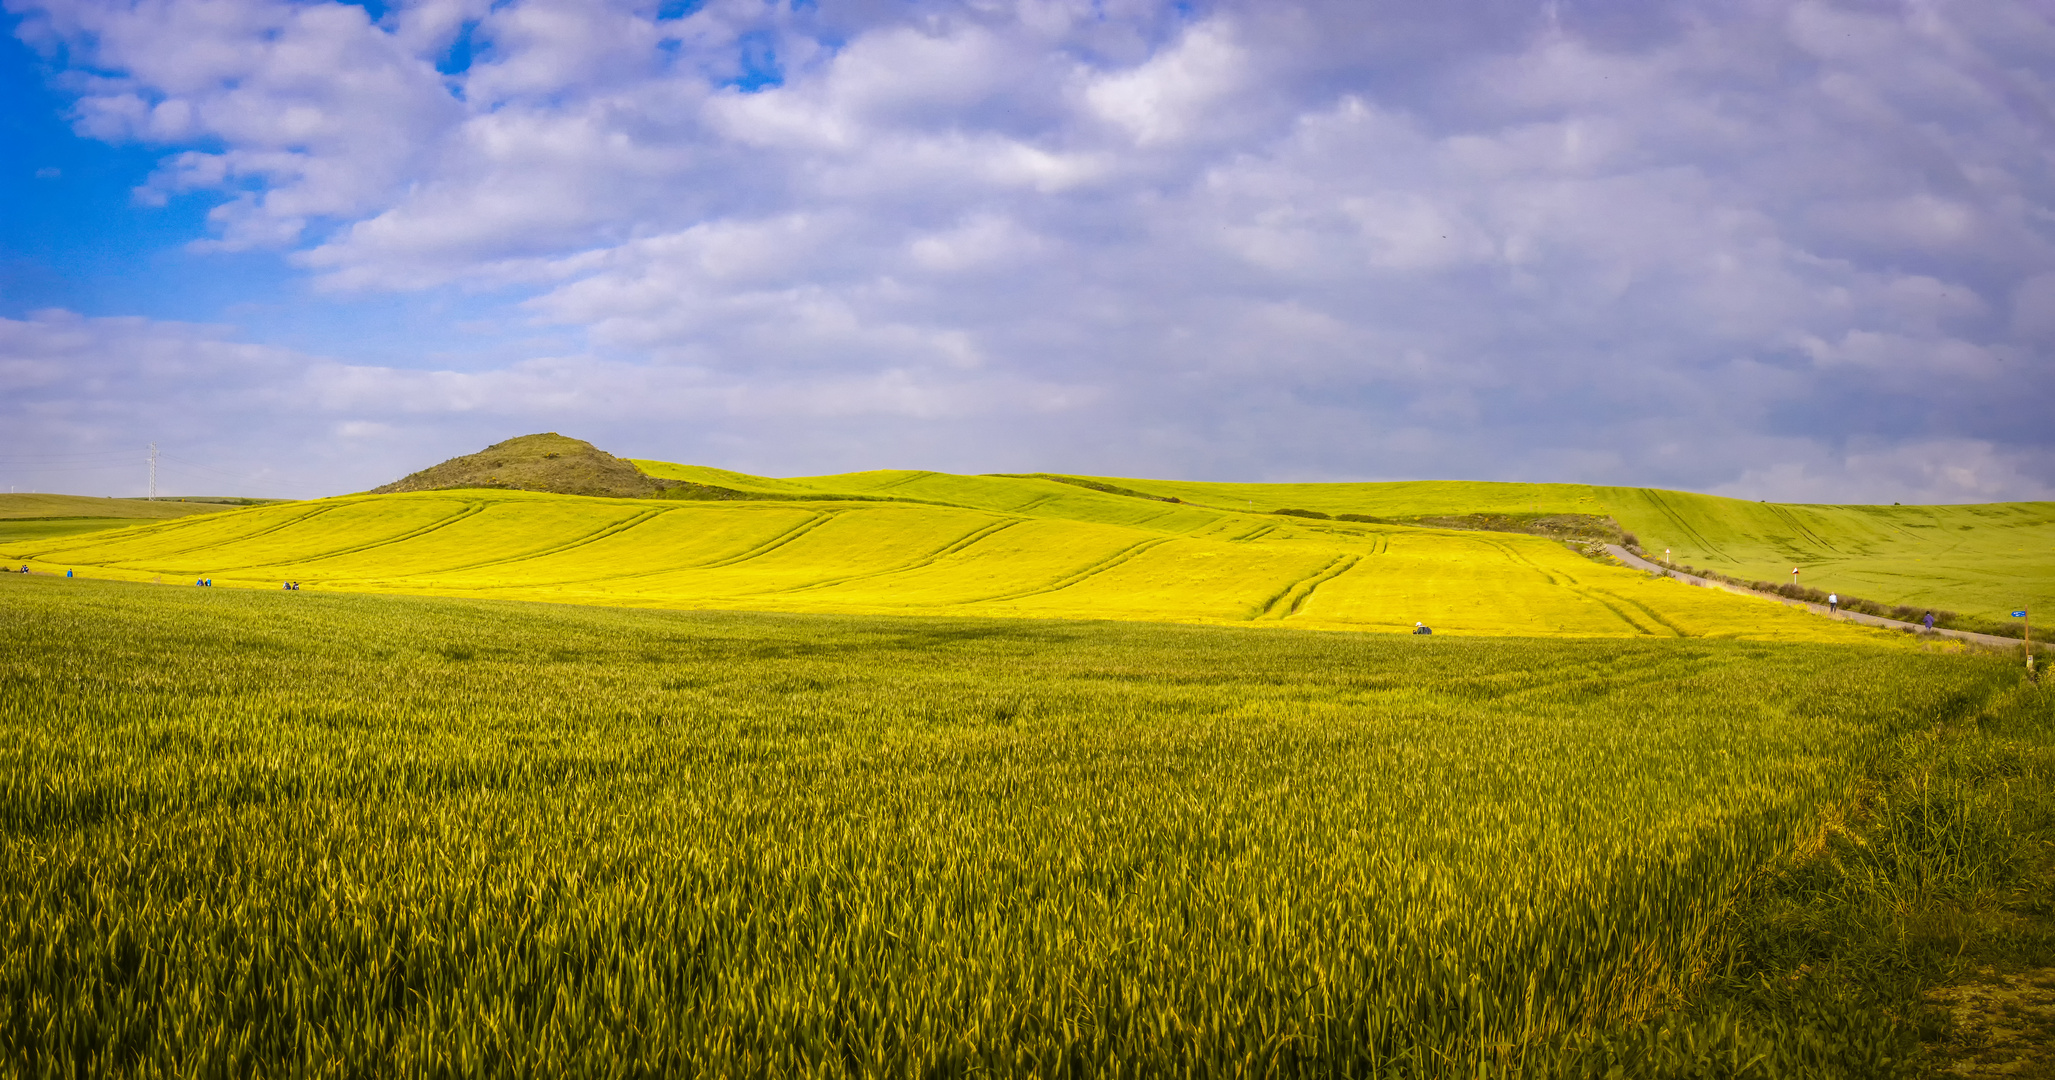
(1568, 667, 2055, 1077)
(0, 495, 255, 522)
(374, 432, 670, 499)
(0, 485, 1909, 644)
(1, 573, 2041, 1077)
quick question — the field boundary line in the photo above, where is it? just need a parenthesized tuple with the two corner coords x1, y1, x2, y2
(959, 536, 1175, 603)
(1604, 545, 2020, 646)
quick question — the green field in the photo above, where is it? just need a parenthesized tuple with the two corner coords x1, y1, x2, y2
(0, 474, 1922, 644)
(2, 575, 2043, 1076)
(0, 493, 256, 546)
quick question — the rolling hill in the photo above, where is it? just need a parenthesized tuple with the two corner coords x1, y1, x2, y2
(1039, 475, 2053, 618)
(5, 443, 2042, 639)
(638, 463, 2052, 618)
(0, 486, 1873, 643)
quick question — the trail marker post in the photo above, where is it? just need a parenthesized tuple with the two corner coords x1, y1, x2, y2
(2015, 606, 2032, 676)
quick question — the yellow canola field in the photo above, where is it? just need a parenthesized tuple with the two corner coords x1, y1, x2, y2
(4, 487, 1901, 643)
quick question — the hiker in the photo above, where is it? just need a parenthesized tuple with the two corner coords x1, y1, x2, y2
(1923, 611, 1936, 630)
(17, 565, 26, 574)
(1413, 622, 1432, 635)
(1827, 593, 1838, 614)
(65, 569, 73, 578)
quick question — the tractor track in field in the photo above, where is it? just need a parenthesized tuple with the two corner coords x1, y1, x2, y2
(413, 506, 677, 576)
(1597, 589, 1690, 636)
(769, 519, 1023, 595)
(1641, 491, 1730, 563)
(1522, 540, 1685, 637)
(691, 511, 841, 570)
(1477, 533, 1689, 636)
(1768, 504, 1845, 555)
(6, 506, 245, 558)
(443, 509, 842, 591)
(1254, 554, 1360, 620)
(1573, 589, 1676, 637)
(1478, 537, 1563, 585)
(209, 503, 493, 572)
(961, 537, 1176, 604)
(45, 504, 341, 562)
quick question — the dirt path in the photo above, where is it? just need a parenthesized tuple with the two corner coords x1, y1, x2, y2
(1601, 545, 2023, 648)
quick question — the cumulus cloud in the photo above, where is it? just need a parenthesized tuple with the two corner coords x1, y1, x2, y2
(4, 0, 2052, 501)
(0, 311, 1099, 497)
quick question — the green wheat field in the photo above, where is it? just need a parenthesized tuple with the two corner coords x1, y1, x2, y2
(3, 447, 2052, 1077)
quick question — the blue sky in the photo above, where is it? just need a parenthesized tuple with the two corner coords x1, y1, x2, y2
(2, 0, 2051, 502)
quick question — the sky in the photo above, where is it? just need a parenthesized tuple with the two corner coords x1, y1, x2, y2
(1, 0, 2051, 502)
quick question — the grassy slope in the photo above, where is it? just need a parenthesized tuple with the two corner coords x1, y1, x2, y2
(654, 462, 2055, 618)
(374, 431, 668, 498)
(0, 494, 243, 521)
(1034, 475, 2055, 619)
(3, 482, 1899, 643)
(2, 575, 2038, 1077)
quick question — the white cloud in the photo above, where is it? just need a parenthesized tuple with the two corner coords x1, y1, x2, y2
(0, 311, 1100, 496)
(4, 0, 2052, 500)
(1712, 439, 2055, 506)
(1085, 19, 1249, 146)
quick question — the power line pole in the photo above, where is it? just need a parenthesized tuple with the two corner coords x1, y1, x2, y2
(148, 443, 158, 501)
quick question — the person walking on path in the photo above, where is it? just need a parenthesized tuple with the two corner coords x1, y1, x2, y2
(1924, 611, 1936, 630)
(1828, 593, 1838, 614)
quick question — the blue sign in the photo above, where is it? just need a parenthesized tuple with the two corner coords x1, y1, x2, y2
(2014, 611, 2029, 618)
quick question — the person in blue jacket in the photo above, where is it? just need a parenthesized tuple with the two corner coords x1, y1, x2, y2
(1412, 622, 1432, 635)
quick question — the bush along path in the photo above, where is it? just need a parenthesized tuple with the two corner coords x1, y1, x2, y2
(1605, 545, 2028, 650)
